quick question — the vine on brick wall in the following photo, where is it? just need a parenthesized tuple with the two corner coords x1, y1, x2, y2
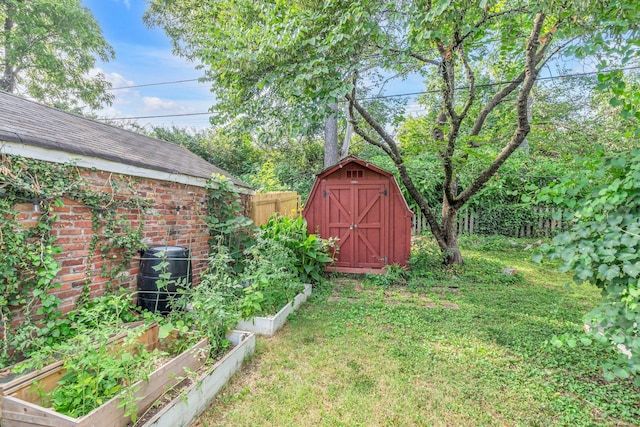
(75, 175, 150, 303)
(0, 154, 149, 366)
(205, 174, 255, 272)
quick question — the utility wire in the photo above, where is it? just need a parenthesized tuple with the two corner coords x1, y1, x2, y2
(107, 78, 202, 90)
(98, 66, 640, 121)
(104, 112, 213, 120)
(360, 66, 640, 100)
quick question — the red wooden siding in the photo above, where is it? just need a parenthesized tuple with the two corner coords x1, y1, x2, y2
(303, 156, 412, 273)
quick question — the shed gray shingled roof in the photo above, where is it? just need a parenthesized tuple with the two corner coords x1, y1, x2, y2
(0, 91, 251, 189)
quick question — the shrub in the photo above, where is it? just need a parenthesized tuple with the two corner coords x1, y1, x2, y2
(260, 215, 335, 283)
(239, 231, 303, 318)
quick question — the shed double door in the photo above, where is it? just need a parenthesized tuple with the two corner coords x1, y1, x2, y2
(322, 181, 389, 269)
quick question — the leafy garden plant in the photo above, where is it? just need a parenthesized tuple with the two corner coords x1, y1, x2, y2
(239, 232, 303, 318)
(162, 241, 243, 355)
(260, 215, 335, 283)
(8, 292, 172, 422)
(36, 327, 165, 421)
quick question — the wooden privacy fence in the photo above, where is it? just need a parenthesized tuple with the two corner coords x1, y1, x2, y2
(412, 207, 566, 238)
(249, 191, 301, 226)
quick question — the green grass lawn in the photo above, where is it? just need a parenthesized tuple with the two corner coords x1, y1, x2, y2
(194, 238, 639, 427)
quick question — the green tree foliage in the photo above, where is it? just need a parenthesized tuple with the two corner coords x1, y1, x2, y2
(245, 137, 325, 199)
(536, 149, 640, 382)
(530, 76, 639, 156)
(145, 0, 639, 264)
(150, 125, 326, 200)
(149, 125, 262, 178)
(0, 0, 115, 110)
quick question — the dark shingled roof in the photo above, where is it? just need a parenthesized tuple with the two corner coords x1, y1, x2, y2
(0, 91, 251, 189)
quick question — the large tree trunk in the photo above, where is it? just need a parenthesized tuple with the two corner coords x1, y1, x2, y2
(323, 104, 339, 168)
(1, 17, 16, 93)
(440, 197, 463, 265)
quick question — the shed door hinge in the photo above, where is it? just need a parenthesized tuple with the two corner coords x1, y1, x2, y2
(323, 190, 331, 197)
(380, 189, 388, 196)
(380, 256, 388, 263)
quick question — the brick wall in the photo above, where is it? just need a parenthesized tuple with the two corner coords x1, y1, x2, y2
(11, 167, 231, 321)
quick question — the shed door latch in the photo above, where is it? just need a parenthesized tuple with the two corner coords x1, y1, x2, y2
(380, 189, 388, 196)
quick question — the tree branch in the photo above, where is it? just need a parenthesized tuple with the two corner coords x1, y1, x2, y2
(469, 17, 565, 138)
(469, 71, 525, 137)
(457, 45, 476, 124)
(373, 43, 441, 67)
(455, 12, 549, 207)
(346, 92, 444, 240)
(439, 41, 464, 204)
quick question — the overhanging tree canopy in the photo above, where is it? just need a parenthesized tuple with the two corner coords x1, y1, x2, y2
(145, 0, 639, 264)
(0, 0, 115, 110)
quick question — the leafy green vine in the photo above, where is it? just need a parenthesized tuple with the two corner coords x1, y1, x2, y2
(205, 174, 255, 271)
(0, 154, 150, 366)
(74, 174, 150, 303)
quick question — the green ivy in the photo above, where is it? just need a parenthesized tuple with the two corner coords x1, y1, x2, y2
(76, 180, 149, 301)
(0, 154, 150, 367)
(205, 174, 255, 271)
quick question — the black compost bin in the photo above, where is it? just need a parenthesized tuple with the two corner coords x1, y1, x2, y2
(137, 245, 192, 314)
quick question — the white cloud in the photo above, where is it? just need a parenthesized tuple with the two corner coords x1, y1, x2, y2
(142, 96, 179, 112)
(104, 71, 134, 89)
(99, 105, 125, 119)
(89, 57, 215, 129)
(90, 67, 134, 90)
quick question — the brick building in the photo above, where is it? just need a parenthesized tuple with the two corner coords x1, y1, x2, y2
(0, 91, 252, 317)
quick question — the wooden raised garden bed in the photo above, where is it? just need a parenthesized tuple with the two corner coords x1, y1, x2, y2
(235, 283, 312, 336)
(0, 323, 208, 427)
(0, 322, 156, 399)
(139, 330, 256, 427)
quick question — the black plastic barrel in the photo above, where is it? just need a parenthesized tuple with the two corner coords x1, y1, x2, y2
(137, 246, 192, 314)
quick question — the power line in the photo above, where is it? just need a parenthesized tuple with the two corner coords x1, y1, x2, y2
(361, 66, 640, 100)
(103, 111, 213, 120)
(98, 66, 640, 121)
(107, 78, 202, 90)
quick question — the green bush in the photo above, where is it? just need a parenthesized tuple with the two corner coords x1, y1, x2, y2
(260, 215, 335, 283)
(239, 234, 303, 317)
(537, 148, 640, 383)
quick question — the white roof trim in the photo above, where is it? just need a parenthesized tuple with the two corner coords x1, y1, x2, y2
(1, 141, 254, 195)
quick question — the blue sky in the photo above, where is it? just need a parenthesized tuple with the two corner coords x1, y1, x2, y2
(84, 0, 216, 130)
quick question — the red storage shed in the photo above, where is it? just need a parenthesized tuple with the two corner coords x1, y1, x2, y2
(303, 156, 413, 274)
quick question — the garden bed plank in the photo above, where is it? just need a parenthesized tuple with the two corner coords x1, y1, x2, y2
(141, 331, 256, 427)
(133, 338, 209, 417)
(1, 396, 77, 427)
